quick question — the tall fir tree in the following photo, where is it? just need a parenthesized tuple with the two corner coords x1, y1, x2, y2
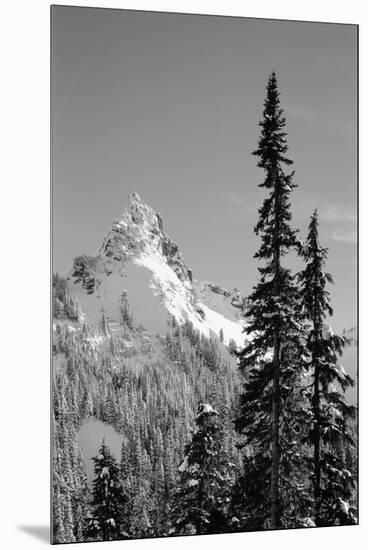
(119, 440, 133, 538)
(171, 403, 231, 535)
(120, 291, 134, 330)
(235, 71, 309, 529)
(297, 210, 357, 526)
(85, 441, 125, 541)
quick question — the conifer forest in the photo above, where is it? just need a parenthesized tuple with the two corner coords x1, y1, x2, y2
(52, 71, 358, 543)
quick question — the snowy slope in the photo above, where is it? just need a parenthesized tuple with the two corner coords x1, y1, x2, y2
(135, 252, 245, 346)
(197, 303, 245, 346)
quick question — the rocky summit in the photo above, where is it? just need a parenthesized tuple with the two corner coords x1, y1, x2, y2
(99, 192, 193, 285)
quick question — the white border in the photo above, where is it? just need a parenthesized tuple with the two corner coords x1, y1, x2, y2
(1, 1, 365, 549)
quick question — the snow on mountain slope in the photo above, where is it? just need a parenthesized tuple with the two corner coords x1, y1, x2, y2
(197, 302, 245, 346)
(134, 251, 245, 346)
(69, 193, 247, 347)
(194, 281, 245, 323)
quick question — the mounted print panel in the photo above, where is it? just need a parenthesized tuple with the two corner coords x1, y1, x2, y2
(51, 6, 358, 544)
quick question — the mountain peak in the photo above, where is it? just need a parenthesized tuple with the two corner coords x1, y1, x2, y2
(129, 191, 142, 203)
(100, 193, 191, 285)
(123, 192, 162, 231)
(128, 191, 154, 213)
(127, 191, 162, 227)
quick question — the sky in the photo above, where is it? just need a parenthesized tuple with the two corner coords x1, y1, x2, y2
(51, 6, 357, 333)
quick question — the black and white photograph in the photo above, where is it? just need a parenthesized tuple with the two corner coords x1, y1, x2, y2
(51, 6, 358, 544)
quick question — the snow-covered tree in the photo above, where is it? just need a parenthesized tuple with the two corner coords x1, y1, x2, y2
(297, 210, 357, 525)
(119, 440, 133, 537)
(171, 403, 231, 535)
(100, 310, 109, 337)
(130, 487, 152, 538)
(235, 71, 309, 529)
(85, 441, 125, 541)
(120, 291, 134, 330)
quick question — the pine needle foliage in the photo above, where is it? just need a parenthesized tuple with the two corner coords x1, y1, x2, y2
(171, 403, 232, 535)
(85, 441, 125, 541)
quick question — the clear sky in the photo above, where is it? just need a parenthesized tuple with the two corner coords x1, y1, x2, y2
(51, 6, 357, 333)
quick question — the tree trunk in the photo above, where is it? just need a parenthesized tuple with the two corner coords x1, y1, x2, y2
(313, 361, 321, 523)
(313, 326, 321, 525)
(270, 172, 281, 530)
(271, 331, 281, 529)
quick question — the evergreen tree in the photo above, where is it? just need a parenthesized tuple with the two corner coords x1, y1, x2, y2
(130, 487, 152, 538)
(53, 486, 66, 543)
(63, 494, 76, 543)
(297, 210, 357, 525)
(235, 71, 309, 529)
(120, 291, 134, 330)
(85, 441, 125, 541)
(100, 310, 109, 337)
(171, 403, 230, 535)
(119, 440, 133, 537)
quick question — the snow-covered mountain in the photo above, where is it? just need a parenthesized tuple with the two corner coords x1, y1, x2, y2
(68, 193, 247, 347)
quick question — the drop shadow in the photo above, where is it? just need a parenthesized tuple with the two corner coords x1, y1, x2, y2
(18, 525, 50, 544)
